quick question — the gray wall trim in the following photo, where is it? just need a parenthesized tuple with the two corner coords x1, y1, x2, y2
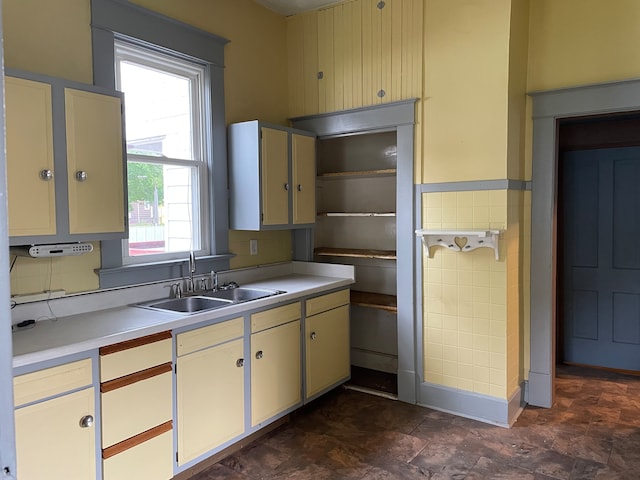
(92, 0, 231, 288)
(291, 100, 417, 404)
(418, 382, 524, 427)
(0, 1, 17, 472)
(416, 179, 530, 193)
(530, 77, 640, 408)
(91, 0, 228, 67)
(290, 99, 417, 137)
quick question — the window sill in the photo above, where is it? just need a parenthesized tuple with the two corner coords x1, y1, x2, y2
(96, 253, 234, 289)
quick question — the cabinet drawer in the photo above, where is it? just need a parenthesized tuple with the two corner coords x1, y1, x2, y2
(101, 371, 172, 448)
(306, 289, 350, 317)
(100, 334, 171, 382)
(14, 358, 92, 407)
(176, 317, 243, 357)
(103, 429, 173, 480)
(251, 302, 301, 333)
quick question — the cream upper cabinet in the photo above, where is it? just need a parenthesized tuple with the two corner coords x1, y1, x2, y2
(5, 70, 126, 246)
(250, 304, 302, 426)
(65, 88, 125, 235)
(5, 77, 56, 237)
(305, 289, 351, 399)
(228, 120, 316, 231)
(14, 359, 96, 480)
(175, 318, 245, 466)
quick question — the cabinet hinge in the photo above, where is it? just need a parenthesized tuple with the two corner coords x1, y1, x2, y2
(174, 364, 177, 374)
(261, 213, 264, 222)
(176, 452, 178, 463)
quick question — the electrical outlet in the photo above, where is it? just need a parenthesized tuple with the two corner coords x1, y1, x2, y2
(250, 239, 258, 255)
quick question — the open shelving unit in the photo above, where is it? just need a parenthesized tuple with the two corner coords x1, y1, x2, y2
(313, 130, 399, 378)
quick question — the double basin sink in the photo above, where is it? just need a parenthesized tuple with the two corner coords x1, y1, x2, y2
(137, 287, 285, 314)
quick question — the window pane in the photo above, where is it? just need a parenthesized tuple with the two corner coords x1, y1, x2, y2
(127, 161, 200, 257)
(119, 60, 195, 160)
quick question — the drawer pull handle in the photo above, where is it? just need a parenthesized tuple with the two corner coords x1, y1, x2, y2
(236, 358, 244, 367)
(75, 170, 88, 182)
(297, 184, 302, 192)
(39, 169, 53, 181)
(79, 415, 94, 428)
(310, 331, 317, 340)
(284, 183, 289, 191)
(255, 350, 264, 360)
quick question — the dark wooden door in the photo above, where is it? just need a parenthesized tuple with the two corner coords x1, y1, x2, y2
(561, 147, 640, 371)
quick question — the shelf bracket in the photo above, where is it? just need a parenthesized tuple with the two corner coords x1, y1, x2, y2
(415, 229, 502, 260)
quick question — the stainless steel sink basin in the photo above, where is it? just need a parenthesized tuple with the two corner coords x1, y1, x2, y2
(203, 287, 285, 303)
(137, 296, 233, 314)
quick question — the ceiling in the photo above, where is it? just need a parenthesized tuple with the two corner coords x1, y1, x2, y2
(254, 0, 343, 16)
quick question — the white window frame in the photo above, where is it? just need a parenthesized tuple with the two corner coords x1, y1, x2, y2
(115, 40, 210, 264)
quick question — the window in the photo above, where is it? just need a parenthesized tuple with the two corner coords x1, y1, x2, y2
(91, 0, 230, 288)
(115, 41, 208, 263)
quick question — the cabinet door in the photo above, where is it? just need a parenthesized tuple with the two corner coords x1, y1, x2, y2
(292, 133, 316, 225)
(261, 127, 289, 226)
(15, 387, 96, 480)
(251, 320, 301, 426)
(177, 338, 245, 465)
(65, 88, 125, 234)
(5, 76, 56, 237)
(306, 305, 350, 398)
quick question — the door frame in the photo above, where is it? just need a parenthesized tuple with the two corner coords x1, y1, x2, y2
(529, 78, 640, 407)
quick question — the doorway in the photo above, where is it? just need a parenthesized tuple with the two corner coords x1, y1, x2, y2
(530, 79, 640, 408)
(557, 114, 640, 373)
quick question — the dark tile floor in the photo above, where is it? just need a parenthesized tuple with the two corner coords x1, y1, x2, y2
(189, 365, 640, 479)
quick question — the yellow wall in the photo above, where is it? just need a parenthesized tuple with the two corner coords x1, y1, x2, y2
(528, 0, 640, 92)
(423, 0, 511, 183)
(4, 0, 292, 294)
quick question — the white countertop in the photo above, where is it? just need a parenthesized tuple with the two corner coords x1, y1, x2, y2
(12, 262, 354, 369)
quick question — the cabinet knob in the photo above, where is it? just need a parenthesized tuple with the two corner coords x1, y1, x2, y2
(75, 170, 88, 182)
(255, 350, 264, 360)
(297, 184, 302, 192)
(284, 183, 289, 191)
(79, 415, 94, 428)
(310, 331, 317, 340)
(236, 358, 244, 367)
(39, 169, 53, 181)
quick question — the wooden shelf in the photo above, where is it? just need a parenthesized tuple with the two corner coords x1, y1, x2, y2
(314, 247, 397, 260)
(318, 168, 396, 179)
(350, 290, 397, 312)
(317, 212, 395, 217)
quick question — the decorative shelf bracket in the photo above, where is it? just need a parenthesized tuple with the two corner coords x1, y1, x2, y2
(415, 229, 502, 260)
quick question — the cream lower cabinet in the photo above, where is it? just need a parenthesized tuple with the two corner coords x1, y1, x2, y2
(100, 332, 173, 480)
(250, 303, 302, 426)
(13, 358, 96, 480)
(176, 317, 245, 466)
(305, 289, 351, 400)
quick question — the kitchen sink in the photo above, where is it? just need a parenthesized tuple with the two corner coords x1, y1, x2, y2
(203, 287, 285, 303)
(137, 296, 233, 314)
(135, 287, 285, 314)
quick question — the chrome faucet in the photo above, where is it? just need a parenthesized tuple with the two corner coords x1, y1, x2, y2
(210, 270, 218, 291)
(187, 250, 196, 293)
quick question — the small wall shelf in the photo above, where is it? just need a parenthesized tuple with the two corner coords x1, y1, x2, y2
(317, 212, 396, 217)
(415, 229, 502, 260)
(318, 168, 396, 179)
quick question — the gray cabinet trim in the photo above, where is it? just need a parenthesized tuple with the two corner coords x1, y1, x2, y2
(0, 3, 17, 471)
(530, 77, 640, 408)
